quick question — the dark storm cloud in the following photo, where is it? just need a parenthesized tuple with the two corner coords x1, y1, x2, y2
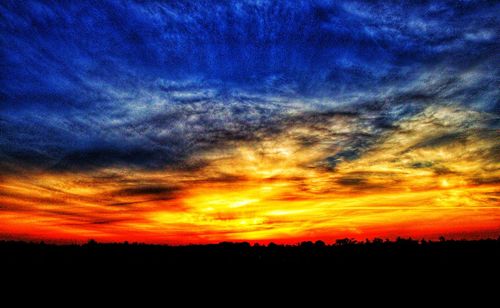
(410, 161, 434, 169)
(50, 147, 182, 172)
(106, 198, 176, 207)
(0, 0, 498, 172)
(113, 185, 179, 197)
(337, 177, 366, 186)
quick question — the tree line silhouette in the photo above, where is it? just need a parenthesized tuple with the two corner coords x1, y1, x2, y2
(2, 237, 499, 295)
(1, 237, 499, 270)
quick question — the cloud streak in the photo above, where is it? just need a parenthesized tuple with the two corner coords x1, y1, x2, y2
(0, 0, 499, 242)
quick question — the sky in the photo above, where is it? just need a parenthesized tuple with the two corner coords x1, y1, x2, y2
(0, 0, 499, 244)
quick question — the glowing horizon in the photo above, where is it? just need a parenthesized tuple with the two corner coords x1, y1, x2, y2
(0, 1, 499, 243)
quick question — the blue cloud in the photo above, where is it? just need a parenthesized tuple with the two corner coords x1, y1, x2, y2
(0, 0, 498, 172)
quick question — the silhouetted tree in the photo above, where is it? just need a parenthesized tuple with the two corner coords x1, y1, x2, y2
(335, 238, 356, 246)
(300, 241, 314, 248)
(314, 240, 325, 248)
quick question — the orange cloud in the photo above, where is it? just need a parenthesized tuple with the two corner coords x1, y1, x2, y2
(1, 106, 499, 243)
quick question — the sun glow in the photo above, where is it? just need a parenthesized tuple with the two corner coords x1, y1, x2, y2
(0, 106, 499, 243)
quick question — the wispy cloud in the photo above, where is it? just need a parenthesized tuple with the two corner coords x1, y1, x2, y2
(0, 0, 498, 242)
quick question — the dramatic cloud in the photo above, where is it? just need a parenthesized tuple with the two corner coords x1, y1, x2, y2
(0, 1, 498, 243)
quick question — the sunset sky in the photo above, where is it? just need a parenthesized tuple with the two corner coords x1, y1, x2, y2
(1, 0, 499, 243)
